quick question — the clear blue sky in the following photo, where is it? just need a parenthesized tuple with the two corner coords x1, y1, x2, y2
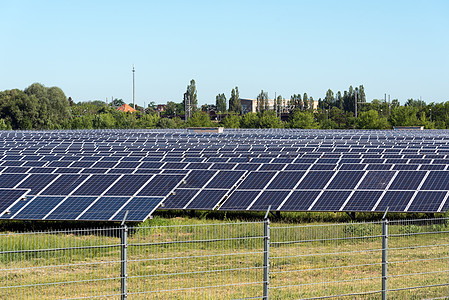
(1, 0, 448, 107)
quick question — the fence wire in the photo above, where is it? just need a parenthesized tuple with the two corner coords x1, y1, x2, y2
(1, 218, 449, 299)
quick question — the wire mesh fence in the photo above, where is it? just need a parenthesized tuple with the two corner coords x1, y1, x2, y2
(1, 217, 448, 299)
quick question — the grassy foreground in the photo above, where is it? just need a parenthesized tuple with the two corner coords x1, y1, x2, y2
(1, 212, 448, 299)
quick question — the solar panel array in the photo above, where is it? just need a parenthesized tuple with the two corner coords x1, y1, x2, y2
(2, 129, 449, 221)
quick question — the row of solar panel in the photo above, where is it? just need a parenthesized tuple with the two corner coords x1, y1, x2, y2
(0, 170, 247, 196)
(3, 195, 164, 222)
(2, 154, 449, 162)
(3, 170, 449, 197)
(0, 163, 448, 176)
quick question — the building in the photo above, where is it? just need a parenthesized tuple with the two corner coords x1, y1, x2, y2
(239, 98, 319, 114)
(156, 105, 166, 113)
(117, 104, 137, 113)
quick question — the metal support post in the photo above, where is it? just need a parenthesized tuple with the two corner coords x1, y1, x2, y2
(121, 212, 129, 300)
(263, 206, 271, 300)
(381, 209, 389, 300)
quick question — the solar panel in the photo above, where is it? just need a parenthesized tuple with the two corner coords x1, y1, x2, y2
(266, 171, 305, 190)
(327, 171, 364, 189)
(45, 196, 97, 220)
(219, 191, 260, 211)
(278, 191, 321, 211)
(182, 170, 216, 188)
(12, 196, 66, 219)
(162, 189, 199, 209)
(105, 174, 154, 196)
(421, 171, 449, 190)
(204, 170, 245, 189)
(342, 191, 383, 211)
(0, 188, 29, 217)
(374, 191, 415, 212)
(310, 191, 352, 211)
(248, 191, 290, 211)
(137, 174, 185, 196)
(17, 174, 58, 195)
(296, 171, 334, 189)
(185, 190, 228, 210)
(388, 171, 426, 190)
(111, 197, 164, 221)
(407, 191, 448, 212)
(0, 174, 29, 188)
(40, 174, 89, 195)
(357, 171, 395, 190)
(238, 172, 275, 189)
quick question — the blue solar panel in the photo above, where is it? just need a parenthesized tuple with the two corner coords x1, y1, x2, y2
(249, 191, 290, 211)
(421, 171, 449, 190)
(327, 171, 364, 189)
(78, 197, 131, 220)
(357, 171, 395, 190)
(17, 174, 58, 195)
(182, 170, 216, 188)
(296, 171, 334, 190)
(186, 190, 228, 210)
(389, 171, 426, 190)
(279, 191, 320, 211)
(219, 190, 260, 211)
(374, 191, 415, 212)
(267, 171, 305, 190)
(40, 174, 88, 195)
(137, 174, 185, 196)
(111, 197, 164, 221)
(12, 196, 65, 219)
(0, 188, 29, 216)
(162, 189, 199, 209)
(407, 191, 447, 212)
(72, 175, 120, 196)
(235, 164, 261, 171)
(0, 174, 28, 188)
(309, 191, 350, 211)
(45, 196, 97, 220)
(205, 170, 245, 189)
(343, 191, 383, 211)
(105, 175, 153, 196)
(238, 172, 275, 189)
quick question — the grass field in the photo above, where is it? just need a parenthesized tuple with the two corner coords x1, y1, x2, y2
(1, 213, 449, 299)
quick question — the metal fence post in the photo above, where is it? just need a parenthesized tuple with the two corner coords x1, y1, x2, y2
(121, 212, 129, 300)
(263, 207, 271, 300)
(381, 216, 388, 300)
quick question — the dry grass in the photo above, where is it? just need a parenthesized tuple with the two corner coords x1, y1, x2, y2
(1, 218, 448, 299)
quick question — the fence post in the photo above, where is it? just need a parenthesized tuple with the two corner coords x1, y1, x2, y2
(121, 212, 129, 300)
(263, 207, 271, 300)
(381, 216, 388, 300)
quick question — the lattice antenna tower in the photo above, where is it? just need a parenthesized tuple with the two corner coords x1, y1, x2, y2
(132, 65, 136, 109)
(184, 89, 191, 121)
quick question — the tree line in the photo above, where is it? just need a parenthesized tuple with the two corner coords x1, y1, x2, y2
(0, 82, 446, 130)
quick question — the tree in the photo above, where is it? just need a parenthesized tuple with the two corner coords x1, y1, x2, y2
(303, 93, 309, 110)
(290, 94, 302, 110)
(241, 113, 260, 128)
(164, 101, 176, 116)
(186, 79, 198, 112)
(229, 87, 241, 113)
(324, 89, 334, 109)
(356, 110, 389, 129)
(186, 111, 214, 127)
(112, 98, 125, 107)
(259, 111, 283, 128)
(289, 110, 318, 128)
(221, 114, 241, 128)
(257, 90, 269, 112)
(215, 93, 227, 113)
